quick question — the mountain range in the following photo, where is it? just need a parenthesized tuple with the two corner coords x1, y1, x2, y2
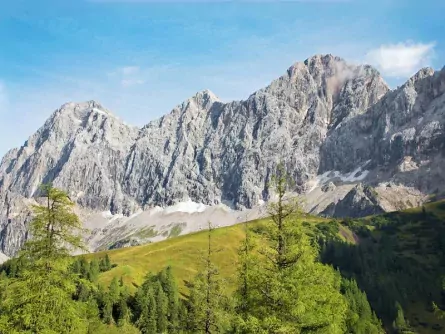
(1, 54, 444, 257)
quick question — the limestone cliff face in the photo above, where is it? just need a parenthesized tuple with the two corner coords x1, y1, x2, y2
(1, 54, 444, 255)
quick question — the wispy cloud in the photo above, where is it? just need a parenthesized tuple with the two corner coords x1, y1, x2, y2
(365, 41, 436, 77)
(120, 66, 140, 76)
(108, 66, 146, 87)
(121, 78, 146, 87)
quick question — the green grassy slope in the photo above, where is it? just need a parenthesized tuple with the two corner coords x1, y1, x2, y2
(86, 215, 348, 291)
(87, 201, 445, 333)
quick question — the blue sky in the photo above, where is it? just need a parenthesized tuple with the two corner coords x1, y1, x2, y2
(0, 0, 444, 156)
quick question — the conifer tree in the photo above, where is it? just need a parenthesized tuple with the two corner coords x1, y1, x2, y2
(117, 286, 131, 327)
(159, 265, 180, 331)
(136, 285, 157, 334)
(104, 253, 112, 271)
(342, 278, 384, 333)
(187, 221, 232, 333)
(234, 214, 257, 321)
(235, 163, 347, 333)
(393, 302, 412, 333)
(89, 258, 100, 282)
(103, 295, 114, 325)
(156, 281, 169, 332)
(0, 184, 88, 333)
(109, 276, 121, 304)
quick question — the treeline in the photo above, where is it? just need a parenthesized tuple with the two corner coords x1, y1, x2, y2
(0, 168, 385, 333)
(320, 210, 445, 332)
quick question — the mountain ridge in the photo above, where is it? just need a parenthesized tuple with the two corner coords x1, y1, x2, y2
(1, 53, 444, 256)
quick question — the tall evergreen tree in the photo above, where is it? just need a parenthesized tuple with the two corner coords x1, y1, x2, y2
(234, 214, 257, 321)
(187, 221, 232, 333)
(235, 163, 348, 333)
(155, 281, 168, 333)
(342, 278, 384, 333)
(117, 286, 131, 327)
(0, 184, 88, 334)
(89, 258, 100, 282)
(109, 276, 121, 304)
(162, 266, 180, 331)
(136, 285, 157, 334)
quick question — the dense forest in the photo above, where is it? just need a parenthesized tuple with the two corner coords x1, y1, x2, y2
(0, 165, 444, 333)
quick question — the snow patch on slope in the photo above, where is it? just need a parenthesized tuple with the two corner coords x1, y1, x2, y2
(164, 199, 207, 214)
(308, 161, 371, 193)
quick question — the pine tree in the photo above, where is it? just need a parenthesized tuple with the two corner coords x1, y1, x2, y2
(235, 163, 348, 333)
(342, 278, 384, 333)
(159, 266, 180, 332)
(187, 221, 232, 333)
(104, 254, 112, 271)
(0, 184, 88, 333)
(109, 276, 121, 304)
(393, 302, 411, 333)
(234, 214, 257, 321)
(78, 282, 91, 302)
(136, 285, 157, 334)
(117, 286, 131, 327)
(80, 256, 91, 278)
(89, 258, 100, 282)
(156, 281, 168, 333)
(103, 295, 114, 325)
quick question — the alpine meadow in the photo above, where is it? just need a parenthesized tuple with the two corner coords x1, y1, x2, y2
(2, 1, 445, 333)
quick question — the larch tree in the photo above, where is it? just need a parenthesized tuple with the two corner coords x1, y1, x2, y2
(236, 162, 348, 333)
(155, 280, 168, 332)
(160, 266, 180, 332)
(186, 221, 232, 333)
(234, 213, 258, 323)
(0, 184, 88, 334)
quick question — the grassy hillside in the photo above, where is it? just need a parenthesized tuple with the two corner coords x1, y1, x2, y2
(86, 215, 347, 291)
(87, 201, 445, 333)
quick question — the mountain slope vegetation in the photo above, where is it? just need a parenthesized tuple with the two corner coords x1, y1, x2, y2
(87, 200, 445, 333)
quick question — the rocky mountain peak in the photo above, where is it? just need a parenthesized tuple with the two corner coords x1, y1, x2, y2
(1, 54, 445, 257)
(405, 67, 436, 86)
(182, 89, 221, 112)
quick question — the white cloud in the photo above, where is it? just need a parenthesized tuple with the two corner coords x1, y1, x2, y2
(120, 66, 140, 75)
(121, 78, 146, 87)
(365, 41, 436, 77)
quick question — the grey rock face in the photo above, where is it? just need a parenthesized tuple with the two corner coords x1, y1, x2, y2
(321, 184, 384, 218)
(320, 66, 445, 192)
(0, 54, 444, 256)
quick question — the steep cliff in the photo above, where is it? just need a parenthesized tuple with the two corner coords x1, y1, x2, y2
(1, 54, 444, 255)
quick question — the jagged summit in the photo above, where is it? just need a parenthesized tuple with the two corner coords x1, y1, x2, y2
(405, 67, 435, 85)
(1, 54, 445, 256)
(56, 100, 115, 119)
(193, 89, 220, 101)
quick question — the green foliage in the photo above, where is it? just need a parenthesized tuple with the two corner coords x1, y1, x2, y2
(341, 278, 384, 333)
(233, 162, 348, 333)
(186, 222, 233, 333)
(7, 181, 431, 333)
(155, 281, 168, 332)
(0, 184, 88, 333)
(161, 266, 180, 331)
